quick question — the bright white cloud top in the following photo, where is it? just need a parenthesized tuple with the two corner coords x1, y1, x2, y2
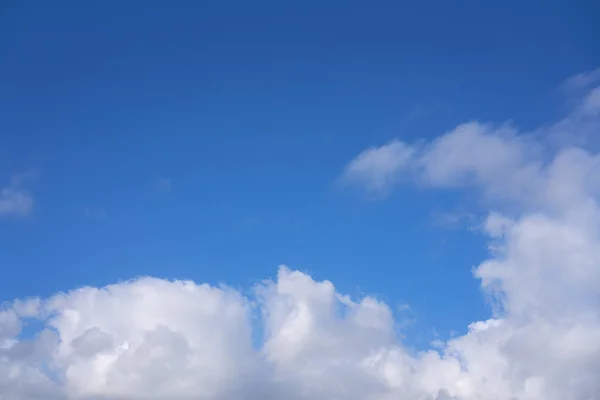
(2, 80, 600, 399)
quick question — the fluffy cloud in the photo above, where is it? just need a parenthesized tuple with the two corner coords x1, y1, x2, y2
(342, 84, 600, 209)
(2, 80, 600, 399)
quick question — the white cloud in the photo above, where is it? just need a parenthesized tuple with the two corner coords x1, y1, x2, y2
(2, 247, 600, 399)
(341, 89, 600, 214)
(2, 78, 600, 399)
(341, 122, 542, 202)
(581, 87, 600, 116)
(0, 178, 33, 217)
(340, 140, 416, 196)
(563, 68, 600, 90)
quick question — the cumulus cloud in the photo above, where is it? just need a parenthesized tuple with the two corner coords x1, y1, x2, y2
(342, 92, 600, 212)
(341, 121, 541, 203)
(2, 77, 600, 399)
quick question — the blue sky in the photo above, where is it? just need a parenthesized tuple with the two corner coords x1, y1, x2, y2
(1, 0, 599, 351)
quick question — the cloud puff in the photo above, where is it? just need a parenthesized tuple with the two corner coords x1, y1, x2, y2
(341, 121, 538, 203)
(339, 140, 416, 196)
(341, 84, 600, 208)
(2, 79, 600, 399)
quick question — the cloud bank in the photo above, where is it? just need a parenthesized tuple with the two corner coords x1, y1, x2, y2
(2, 80, 600, 399)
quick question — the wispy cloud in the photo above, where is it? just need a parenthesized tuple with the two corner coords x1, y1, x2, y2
(0, 175, 33, 217)
(431, 211, 479, 230)
(82, 206, 108, 220)
(563, 67, 600, 90)
(340, 80, 600, 209)
(338, 140, 416, 197)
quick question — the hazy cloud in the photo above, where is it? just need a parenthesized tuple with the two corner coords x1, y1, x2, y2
(563, 68, 600, 90)
(82, 207, 108, 220)
(0, 176, 33, 217)
(340, 140, 416, 196)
